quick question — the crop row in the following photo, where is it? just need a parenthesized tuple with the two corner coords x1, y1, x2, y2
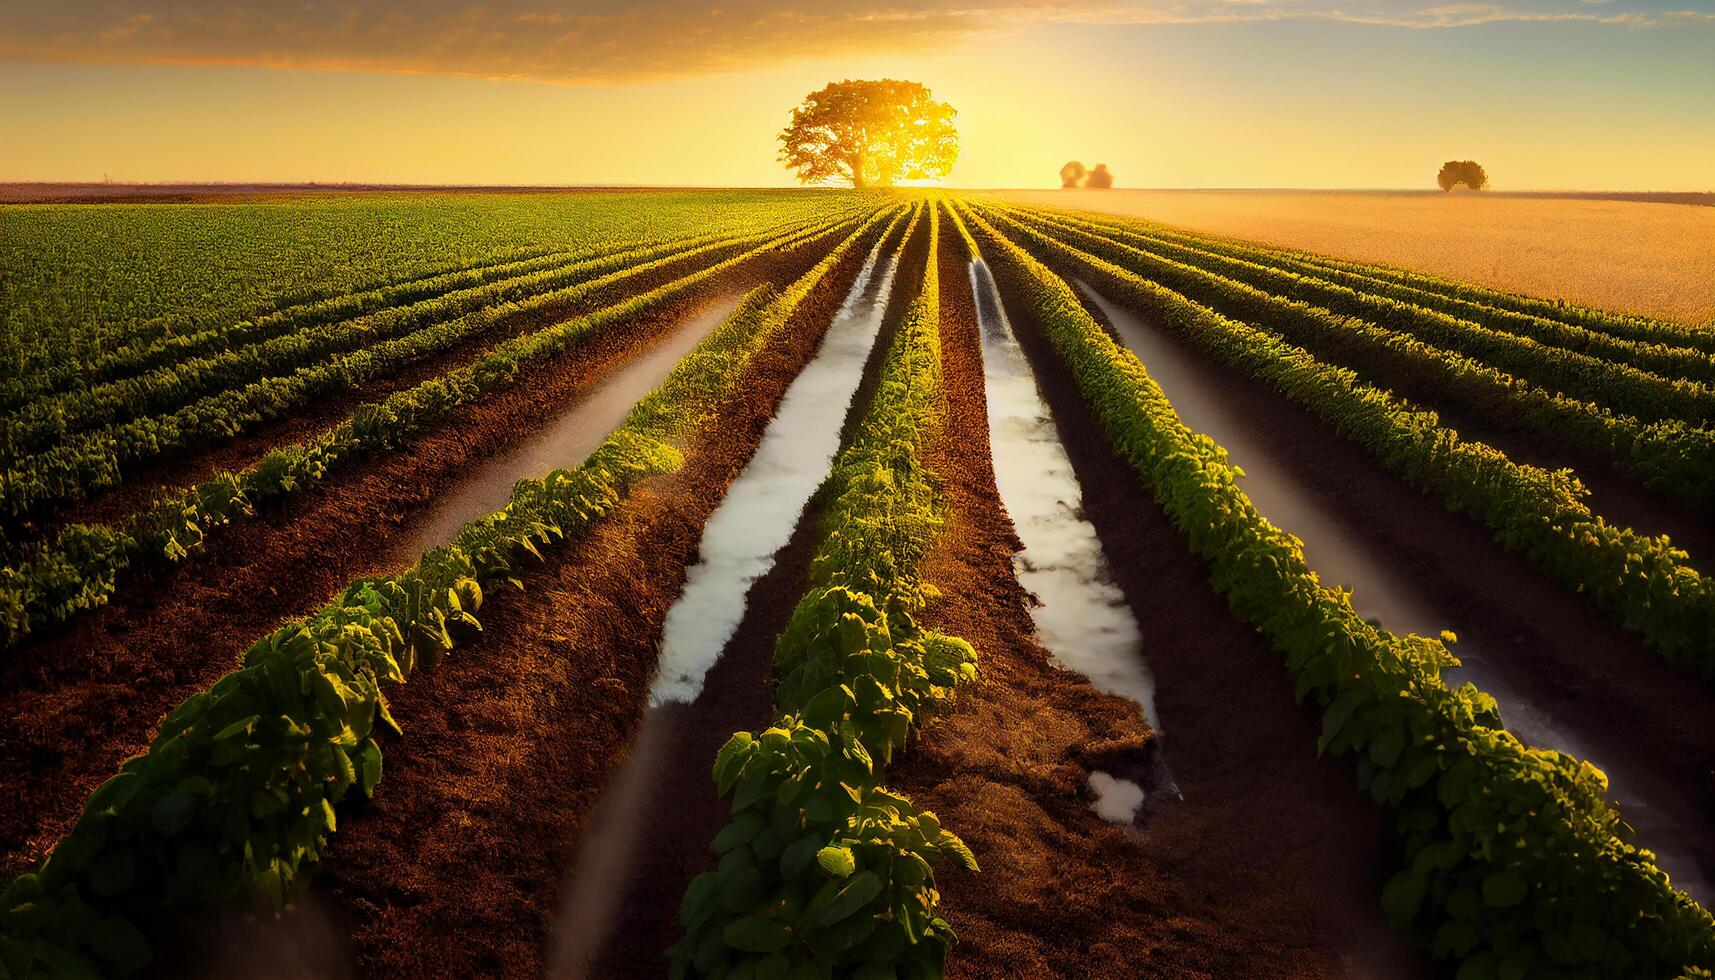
(673, 204, 981, 980)
(979, 206, 1715, 514)
(0, 208, 894, 979)
(1073, 208, 1715, 357)
(996, 206, 1715, 427)
(0, 217, 849, 535)
(0, 214, 873, 650)
(1031, 207, 1715, 385)
(962, 203, 1715, 979)
(0, 226, 757, 456)
(1, 242, 593, 413)
(0, 191, 859, 388)
(981, 207, 1715, 681)
(997, 206, 1715, 510)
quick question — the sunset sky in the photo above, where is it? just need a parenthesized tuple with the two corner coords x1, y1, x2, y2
(2, 0, 1712, 189)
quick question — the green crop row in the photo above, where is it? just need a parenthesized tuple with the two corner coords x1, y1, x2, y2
(1016, 205, 1715, 385)
(0, 224, 773, 459)
(997, 206, 1715, 428)
(1038, 204, 1715, 356)
(0, 219, 840, 535)
(984, 207, 1715, 682)
(963, 202, 1715, 979)
(980, 205, 1715, 514)
(673, 203, 981, 980)
(0, 191, 865, 388)
(0, 216, 866, 650)
(0, 207, 894, 980)
(3, 241, 609, 414)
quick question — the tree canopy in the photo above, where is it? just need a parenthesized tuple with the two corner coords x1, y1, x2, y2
(1437, 160, 1489, 192)
(778, 80, 958, 188)
(1086, 164, 1114, 189)
(1060, 161, 1087, 188)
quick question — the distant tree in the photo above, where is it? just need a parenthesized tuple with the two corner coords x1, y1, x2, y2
(1060, 161, 1087, 188)
(1086, 164, 1114, 189)
(1437, 160, 1489, 192)
(778, 79, 958, 188)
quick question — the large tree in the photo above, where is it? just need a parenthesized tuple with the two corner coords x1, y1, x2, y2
(778, 80, 958, 188)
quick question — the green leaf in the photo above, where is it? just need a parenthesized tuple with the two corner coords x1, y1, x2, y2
(817, 870, 882, 927)
(723, 916, 793, 954)
(816, 845, 857, 879)
(357, 741, 383, 796)
(713, 813, 766, 856)
(714, 733, 755, 794)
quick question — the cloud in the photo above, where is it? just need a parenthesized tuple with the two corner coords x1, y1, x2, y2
(0, 0, 1699, 83)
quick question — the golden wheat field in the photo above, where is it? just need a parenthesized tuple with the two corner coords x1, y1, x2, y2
(997, 189, 1715, 325)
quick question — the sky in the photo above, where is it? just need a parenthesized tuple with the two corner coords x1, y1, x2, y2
(1, 0, 1712, 189)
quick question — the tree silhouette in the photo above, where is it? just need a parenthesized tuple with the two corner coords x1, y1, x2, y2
(1086, 164, 1114, 189)
(1437, 160, 1489, 192)
(778, 80, 958, 188)
(1060, 161, 1087, 188)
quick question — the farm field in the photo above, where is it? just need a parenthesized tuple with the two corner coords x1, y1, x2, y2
(3, 187, 1715, 980)
(994, 189, 1715, 326)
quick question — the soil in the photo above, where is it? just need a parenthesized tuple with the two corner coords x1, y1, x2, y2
(170, 218, 886, 978)
(874, 224, 1424, 978)
(0, 241, 828, 880)
(568, 208, 925, 980)
(34, 235, 788, 532)
(1026, 237, 1715, 884)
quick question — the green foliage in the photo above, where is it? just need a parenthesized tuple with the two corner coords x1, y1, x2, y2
(1040, 207, 1715, 388)
(674, 202, 981, 980)
(0, 191, 861, 402)
(0, 214, 865, 649)
(984, 205, 1715, 678)
(965, 202, 1715, 978)
(0, 229, 743, 458)
(0, 208, 899, 977)
(0, 216, 859, 529)
(1032, 203, 1715, 356)
(1003, 206, 1715, 426)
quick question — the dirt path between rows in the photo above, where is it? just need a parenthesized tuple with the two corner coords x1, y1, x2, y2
(0, 244, 824, 880)
(561, 213, 922, 980)
(44, 237, 780, 532)
(876, 229, 1423, 978)
(166, 222, 886, 978)
(1029, 243, 1715, 894)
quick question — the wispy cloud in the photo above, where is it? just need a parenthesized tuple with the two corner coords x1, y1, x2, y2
(0, 0, 1700, 83)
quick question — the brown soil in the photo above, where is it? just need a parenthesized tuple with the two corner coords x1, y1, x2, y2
(1027, 239, 1715, 884)
(30, 236, 782, 534)
(169, 220, 886, 978)
(883, 226, 1428, 978)
(0, 241, 827, 879)
(568, 209, 924, 980)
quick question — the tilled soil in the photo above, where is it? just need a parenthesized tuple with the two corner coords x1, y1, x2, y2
(571, 210, 925, 980)
(49, 234, 796, 530)
(1034, 239, 1715, 884)
(174, 223, 884, 978)
(0, 243, 823, 879)
(885, 228, 1426, 978)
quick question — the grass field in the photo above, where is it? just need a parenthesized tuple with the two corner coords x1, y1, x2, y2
(2, 190, 1713, 980)
(996, 189, 1715, 326)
